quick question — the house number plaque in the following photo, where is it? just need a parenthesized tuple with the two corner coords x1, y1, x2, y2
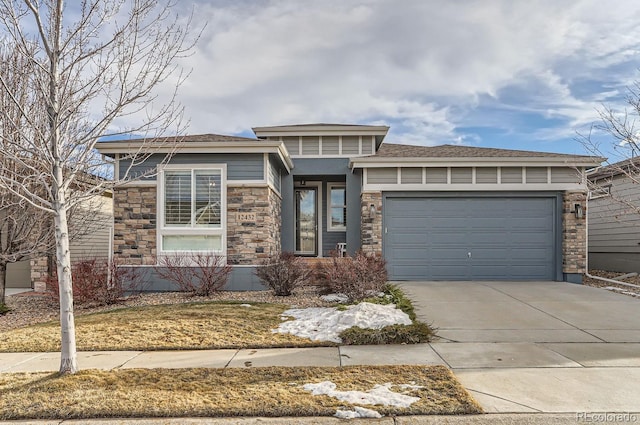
(238, 212, 257, 222)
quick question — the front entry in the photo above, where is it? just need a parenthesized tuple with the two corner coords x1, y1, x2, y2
(295, 187, 318, 256)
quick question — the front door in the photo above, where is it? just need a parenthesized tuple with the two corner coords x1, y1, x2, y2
(295, 188, 317, 255)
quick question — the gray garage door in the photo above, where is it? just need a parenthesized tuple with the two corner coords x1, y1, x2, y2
(384, 197, 556, 280)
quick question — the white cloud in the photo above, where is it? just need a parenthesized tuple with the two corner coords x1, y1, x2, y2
(122, 1, 640, 149)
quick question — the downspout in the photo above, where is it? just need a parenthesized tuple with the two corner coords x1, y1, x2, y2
(584, 200, 640, 289)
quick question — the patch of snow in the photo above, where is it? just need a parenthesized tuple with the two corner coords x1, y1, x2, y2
(239, 304, 252, 307)
(320, 293, 349, 303)
(397, 383, 425, 390)
(273, 302, 412, 343)
(334, 406, 382, 419)
(605, 287, 640, 297)
(302, 381, 420, 408)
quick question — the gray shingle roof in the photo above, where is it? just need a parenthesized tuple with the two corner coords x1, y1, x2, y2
(371, 143, 599, 160)
(98, 133, 261, 144)
(588, 156, 640, 179)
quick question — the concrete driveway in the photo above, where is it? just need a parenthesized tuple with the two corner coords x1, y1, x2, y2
(399, 281, 640, 413)
(400, 280, 640, 344)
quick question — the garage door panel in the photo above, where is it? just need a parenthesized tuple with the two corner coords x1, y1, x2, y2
(430, 248, 471, 260)
(388, 233, 429, 245)
(510, 247, 552, 259)
(384, 196, 556, 280)
(392, 248, 428, 261)
(430, 231, 469, 244)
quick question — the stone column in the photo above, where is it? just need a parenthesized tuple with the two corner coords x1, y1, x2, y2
(562, 191, 587, 282)
(30, 256, 50, 292)
(360, 192, 383, 255)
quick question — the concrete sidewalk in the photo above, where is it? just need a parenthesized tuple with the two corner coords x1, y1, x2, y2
(3, 341, 640, 414)
(4, 413, 640, 425)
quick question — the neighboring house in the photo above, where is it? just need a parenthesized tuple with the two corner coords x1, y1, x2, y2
(95, 123, 602, 290)
(10, 191, 114, 291)
(587, 158, 640, 272)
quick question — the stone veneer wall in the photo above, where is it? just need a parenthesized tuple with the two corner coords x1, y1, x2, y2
(227, 186, 281, 265)
(113, 186, 157, 265)
(562, 191, 587, 275)
(360, 191, 383, 254)
(112, 185, 281, 266)
(30, 256, 50, 292)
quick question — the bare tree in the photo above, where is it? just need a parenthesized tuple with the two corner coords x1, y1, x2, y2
(0, 41, 53, 305)
(578, 80, 640, 217)
(0, 0, 195, 374)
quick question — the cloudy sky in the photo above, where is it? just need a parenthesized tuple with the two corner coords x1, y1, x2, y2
(161, 0, 640, 159)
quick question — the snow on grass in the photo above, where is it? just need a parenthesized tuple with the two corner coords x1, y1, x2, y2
(273, 302, 412, 343)
(319, 293, 349, 303)
(605, 287, 640, 298)
(303, 380, 421, 417)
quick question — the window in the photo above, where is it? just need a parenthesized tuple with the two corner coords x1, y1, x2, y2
(159, 166, 225, 253)
(328, 184, 346, 231)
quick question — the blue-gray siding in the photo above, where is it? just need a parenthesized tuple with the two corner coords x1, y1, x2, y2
(268, 154, 282, 193)
(119, 153, 264, 181)
(384, 194, 560, 280)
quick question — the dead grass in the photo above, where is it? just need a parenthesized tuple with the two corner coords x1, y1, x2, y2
(0, 365, 482, 419)
(0, 301, 328, 352)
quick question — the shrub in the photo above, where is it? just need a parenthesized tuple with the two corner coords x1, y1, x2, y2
(47, 257, 146, 306)
(339, 322, 435, 345)
(314, 251, 388, 302)
(155, 252, 232, 296)
(0, 303, 9, 315)
(255, 252, 310, 296)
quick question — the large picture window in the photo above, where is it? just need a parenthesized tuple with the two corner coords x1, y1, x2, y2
(159, 166, 225, 253)
(328, 183, 346, 231)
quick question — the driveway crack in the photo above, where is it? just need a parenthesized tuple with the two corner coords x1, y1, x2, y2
(486, 285, 607, 342)
(467, 387, 542, 412)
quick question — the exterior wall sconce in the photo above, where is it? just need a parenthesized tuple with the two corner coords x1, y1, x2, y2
(369, 204, 376, 218)
(573, 203, 584, 219)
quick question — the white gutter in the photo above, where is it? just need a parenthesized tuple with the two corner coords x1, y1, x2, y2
(584, 204, 640, 289)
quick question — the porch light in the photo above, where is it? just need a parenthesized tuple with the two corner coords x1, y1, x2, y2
(573, 203, 584, 219)
(369, 204, 376, 218)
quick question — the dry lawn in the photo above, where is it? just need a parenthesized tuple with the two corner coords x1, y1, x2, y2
(0, 365, 482, 419)
(0, 302, 327, 352)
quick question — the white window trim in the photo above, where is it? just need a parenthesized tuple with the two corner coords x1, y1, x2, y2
(327, 183, 347, 232)
(589, 184, 612, 199)
(157, 163, 227, 257)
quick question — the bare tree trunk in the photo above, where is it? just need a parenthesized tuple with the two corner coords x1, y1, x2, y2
(0, 261, 6, 305)
(54, 187, 77, 374)
(47, 0, 77, 375)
